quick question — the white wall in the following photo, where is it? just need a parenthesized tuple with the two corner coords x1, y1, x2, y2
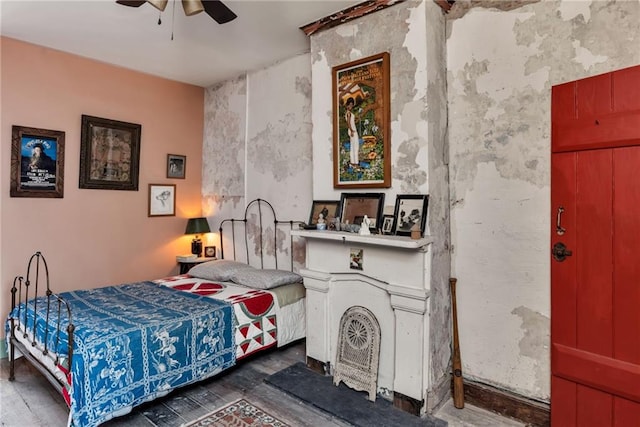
(201, 54, 312, 266)
(447, 0, 640, 400)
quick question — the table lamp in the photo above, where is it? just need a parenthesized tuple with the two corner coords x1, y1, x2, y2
(185, 217, 211, 257)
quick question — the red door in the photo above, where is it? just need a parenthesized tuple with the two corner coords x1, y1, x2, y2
(551, 65, 640, 426)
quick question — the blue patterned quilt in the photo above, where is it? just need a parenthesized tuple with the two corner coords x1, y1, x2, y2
(7, 281, 236, 427)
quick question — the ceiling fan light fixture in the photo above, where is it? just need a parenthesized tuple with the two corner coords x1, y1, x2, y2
(182, 0, 204, 16)
(148, 0, 168, 11)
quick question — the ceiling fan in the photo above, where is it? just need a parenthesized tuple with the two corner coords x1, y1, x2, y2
(116, 0, 237, 24)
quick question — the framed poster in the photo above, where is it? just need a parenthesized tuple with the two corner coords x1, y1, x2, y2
(332, 52, 390, 189)
(392, 194, 428, 237)
(148, 184, 176, 217)
(10, 125, 65, 198)
(79, 114, 141, 191)
(167, 154, 186, 179)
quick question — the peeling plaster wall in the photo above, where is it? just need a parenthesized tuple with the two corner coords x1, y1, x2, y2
(202, 55, 312, 266)
(245, 54, 313, 218)
(310, 0, 451, 404)
(447, 0, 640, 401)
(203, 75, 247, 232)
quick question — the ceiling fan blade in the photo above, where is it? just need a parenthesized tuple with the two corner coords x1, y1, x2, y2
(116, 0, 146, 7)
(202, 0, 237, 24)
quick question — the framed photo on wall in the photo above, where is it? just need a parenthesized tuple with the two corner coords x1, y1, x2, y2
(148, 184, 176, 217)
(79, 114, 141, 191)
(10, 125, 65, 198)
(392, 194, 428, 237)
(332, 52, 391, 189)
(339, 193, 385, 232)
(167, 154, 186, 179)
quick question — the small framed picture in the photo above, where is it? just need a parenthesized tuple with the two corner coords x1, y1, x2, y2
(381, 214, 395, 235)
(308, 200, 340, 226)
(392, 194, 428, 237)
(148, 184, 176, 217)
(167, 154, 186, 179)
(204, 246, 216, 258)
(350, 248, 363, 270)
(339, 192, 385, 232)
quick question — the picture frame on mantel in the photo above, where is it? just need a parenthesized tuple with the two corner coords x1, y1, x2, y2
(79, 114, 141, 191)
(339, 192, 385, 232)
(332, 52, 391, 189)
(10, 125, 65, 198)
(392, 194, 428, 237)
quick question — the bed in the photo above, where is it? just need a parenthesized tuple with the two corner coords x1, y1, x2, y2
(6, 199, 305, 427)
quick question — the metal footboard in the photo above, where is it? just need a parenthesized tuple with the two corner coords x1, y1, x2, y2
(8, 251, 74, 395)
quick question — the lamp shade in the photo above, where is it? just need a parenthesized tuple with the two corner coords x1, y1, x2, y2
(182, 0, 204, 16)
(185, 217, 211, 235)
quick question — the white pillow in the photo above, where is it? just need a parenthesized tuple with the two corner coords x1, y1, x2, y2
(188, 260, 254, 281)
(230, 268, 302, 290)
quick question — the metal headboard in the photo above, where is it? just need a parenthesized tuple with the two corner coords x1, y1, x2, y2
(218, 198, 304, 271)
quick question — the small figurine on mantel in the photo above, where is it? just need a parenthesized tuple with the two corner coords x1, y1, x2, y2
(317, 213, 327, 230)
(359, 215, 371, 235)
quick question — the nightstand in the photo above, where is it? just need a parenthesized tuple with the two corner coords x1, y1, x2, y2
(178, 257, 214, 274)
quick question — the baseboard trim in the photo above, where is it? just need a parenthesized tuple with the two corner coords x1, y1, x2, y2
(452, 378, 550, 427)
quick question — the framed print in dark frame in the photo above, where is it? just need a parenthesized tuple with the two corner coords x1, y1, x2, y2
(381, 214, 395, 235)
(79, 115, 141, 191)
(332, 52, 391, 189)
(10, 125, 65, 198)
(308, 200, 340, 226)
(339, 193, 385, 232)
(148, 184, 176, 217)
(167, 154, 186, 179)
(392, 194, 428, 237)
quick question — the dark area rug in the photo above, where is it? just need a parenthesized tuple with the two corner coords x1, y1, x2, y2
(265, 362, 448, 427)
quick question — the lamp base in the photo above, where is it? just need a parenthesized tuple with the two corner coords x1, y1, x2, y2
(191, 239, 203, 257)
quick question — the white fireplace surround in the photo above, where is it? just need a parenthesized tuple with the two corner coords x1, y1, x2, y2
(292, 229, 434, 414)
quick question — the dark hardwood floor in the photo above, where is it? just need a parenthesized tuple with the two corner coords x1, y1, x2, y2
(0, 340, 524, 426)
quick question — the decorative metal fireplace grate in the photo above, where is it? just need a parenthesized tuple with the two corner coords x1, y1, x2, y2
(333, 305, 381, 401)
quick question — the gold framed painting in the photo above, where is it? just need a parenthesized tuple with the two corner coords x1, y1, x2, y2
(332, 52, 391, 189)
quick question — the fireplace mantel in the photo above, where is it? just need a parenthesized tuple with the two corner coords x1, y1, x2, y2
(294, 229, 435, 416)
(291, 229, 433, 250)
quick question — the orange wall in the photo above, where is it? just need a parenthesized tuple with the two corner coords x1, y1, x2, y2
(0, 37, 205, 328)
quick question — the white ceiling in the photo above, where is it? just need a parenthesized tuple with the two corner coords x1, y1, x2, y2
(0, 0, 362, 87)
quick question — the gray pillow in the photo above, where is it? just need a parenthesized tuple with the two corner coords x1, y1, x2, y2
(188, 260, 254, 281)
(230, 268, 303, 290)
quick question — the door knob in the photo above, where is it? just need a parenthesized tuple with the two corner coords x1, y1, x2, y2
(552, 242, 573, 262)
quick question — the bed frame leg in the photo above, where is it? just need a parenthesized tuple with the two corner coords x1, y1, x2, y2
(9, 340, 15, 381)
